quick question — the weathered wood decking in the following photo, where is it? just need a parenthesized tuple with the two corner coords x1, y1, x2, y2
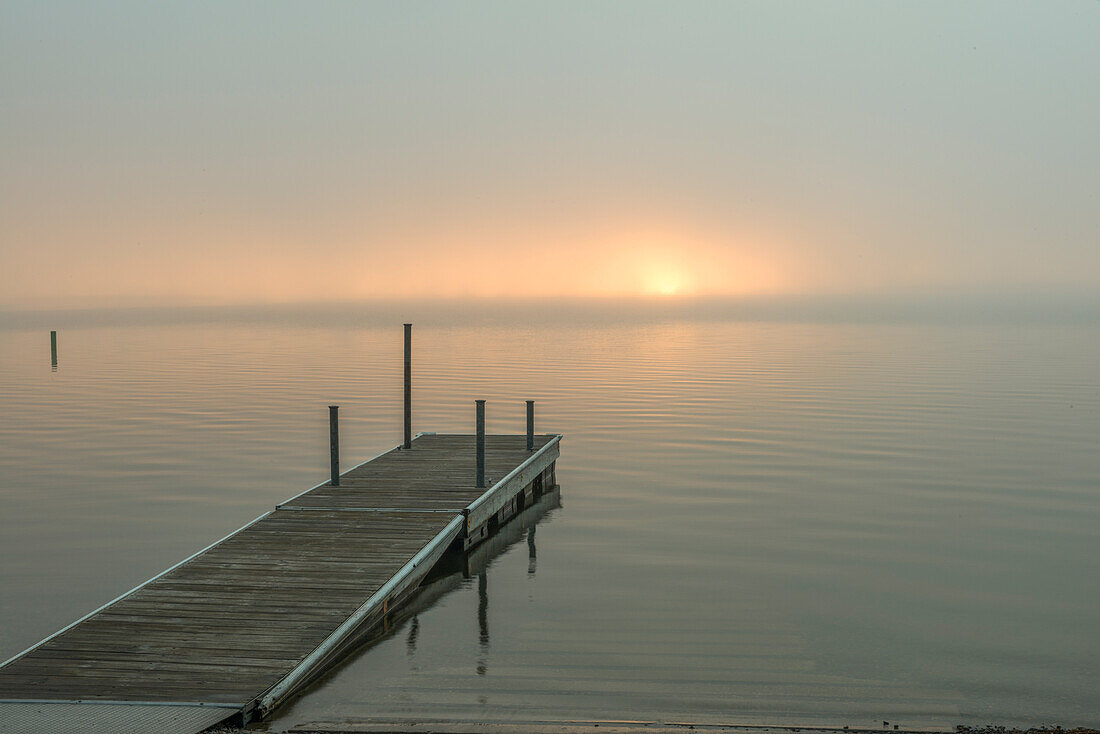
(0, 432, 561, 734)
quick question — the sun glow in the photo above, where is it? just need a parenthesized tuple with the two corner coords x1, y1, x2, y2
(655, 280, 680, 296)
(594, 227, 792, 299)
(575, 224, 788, 299)
(643, 266, 687, 296)
(626, 239, 706, 297)
(79, 222, 790, 307)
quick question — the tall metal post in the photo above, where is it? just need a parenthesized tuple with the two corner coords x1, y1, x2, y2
(329, 405, 340, 486)
(50, 330, 58, 370)
(403, 323, 412, 449)
(526, 400, 535, 451)
(475, 400, 486, 488)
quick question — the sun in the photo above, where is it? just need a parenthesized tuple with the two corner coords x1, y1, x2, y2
(642, 263, 688, 296)
(653, 278, 681, 296)
(601, 226, 784, 298)
(639, 246, 786, 297)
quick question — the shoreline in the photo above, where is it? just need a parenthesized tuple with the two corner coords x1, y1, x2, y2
(203, 723, 1100, 734)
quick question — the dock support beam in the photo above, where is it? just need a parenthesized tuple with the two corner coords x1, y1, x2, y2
(475, 400, 486, 488)
(526, 400, 535, 451)
(329, 405, 340, 486)
(403, 323, 412, 450)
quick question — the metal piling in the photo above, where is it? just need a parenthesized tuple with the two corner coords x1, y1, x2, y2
(475, 400, 486, 488)
(329, 405, 340, 486)
(526, 400, 535, 451)
(403, 323, 412, 450)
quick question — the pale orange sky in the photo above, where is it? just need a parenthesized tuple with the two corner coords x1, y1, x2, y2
(2, 3, 1098, 308)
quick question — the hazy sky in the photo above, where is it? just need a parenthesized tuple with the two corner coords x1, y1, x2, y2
(2, 2, 1098, 307)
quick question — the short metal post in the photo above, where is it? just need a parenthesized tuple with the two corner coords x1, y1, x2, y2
(475, 400, 486, 488)
(526, 400, 534, 451)
(329, 405, 340, 486)
(403, 323, 412, 449)
(50, 330, 58, 370)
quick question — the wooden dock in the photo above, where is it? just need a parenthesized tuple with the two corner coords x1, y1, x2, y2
(0, 431, 561, 734)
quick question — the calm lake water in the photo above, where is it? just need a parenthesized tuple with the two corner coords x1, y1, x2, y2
(1, 303, 1098, 729)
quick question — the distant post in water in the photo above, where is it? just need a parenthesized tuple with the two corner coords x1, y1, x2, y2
(475, 400, 486, 488)
(329, 405, 340, 486)
(526, 400, 535, 451)
(50, 330, 58, 370)
(403, 323, 412, 449)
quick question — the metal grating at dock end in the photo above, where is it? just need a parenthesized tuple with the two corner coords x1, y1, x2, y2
(0, 701, 233, 734)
